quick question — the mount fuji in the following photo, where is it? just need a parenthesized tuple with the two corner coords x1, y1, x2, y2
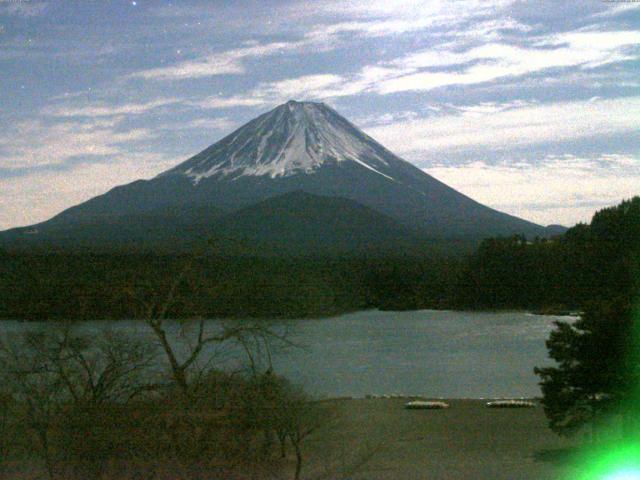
(0, 100, 560, 253)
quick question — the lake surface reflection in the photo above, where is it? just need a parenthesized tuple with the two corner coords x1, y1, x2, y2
(0, 310, 573, 399)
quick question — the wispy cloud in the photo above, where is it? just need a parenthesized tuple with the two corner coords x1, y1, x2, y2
(354, 110, 420, 126)
(364, 96, 640, 156)
(452, 18, 533, 40)
(425, 153, 640, 226)
(128, 41, 303, 81)
(130, 0, 526, 84)
(373, 30, 640, 94)
(175, 117, 237, 132)
(308, 0, 518, 33)
(0, 118, 154, 170)
(316, 0, 515, 17)
(193, 94, 269, 109)
(254, 74, 350, 103)
(590, 3, 640, 19)
(42, 98, 181, 117)
(189, 28, 639, 108)
(306, 13, 531, 45)
(191, 73, 360, 111)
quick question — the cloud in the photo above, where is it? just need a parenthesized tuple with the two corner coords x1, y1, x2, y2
(424, 154, 640, 226)
(306, 18, 438, 40)
(194, 94, 269, 109)
(189, 28, 640, 110)
(452, 18, 533, 40)
(299, 28, 640, 99)
(364, 96, 640, 156)
(374, 30, 640, 94)
(0, 118, 154, 170)
(0, 152, 175, 230)
(192, 74, 355, 111)
(193, 70, 391, 110)
(129, 1, 526, 84)
(317, 0, 515, 17)
(354, 110, 420, 126)
(590, 3, 640, 18)
(128, 41, 302, 81)
(310, 0, 518, 31)
(42, 98, 181, 117)
(252, 74, 349, 102)
(447, 99, 538, 115)
(176, 117, 237, 132)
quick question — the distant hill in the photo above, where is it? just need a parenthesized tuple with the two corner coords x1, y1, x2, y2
(212, 191, 426, 256)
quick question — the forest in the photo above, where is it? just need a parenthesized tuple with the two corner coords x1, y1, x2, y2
(0, 197, 638, 321)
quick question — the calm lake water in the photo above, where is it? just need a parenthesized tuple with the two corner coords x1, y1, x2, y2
(0, 310, 573, 399)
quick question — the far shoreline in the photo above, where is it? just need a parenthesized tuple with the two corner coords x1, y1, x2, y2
(0, 306, 582, 323)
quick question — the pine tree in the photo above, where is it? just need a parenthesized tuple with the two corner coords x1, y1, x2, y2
(535, 298, 638, 438)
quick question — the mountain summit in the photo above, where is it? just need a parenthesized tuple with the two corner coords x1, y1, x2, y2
(162, 100, 399, 182)
(0, 100, 559, 251)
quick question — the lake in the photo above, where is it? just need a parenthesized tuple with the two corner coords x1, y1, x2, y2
(0, 310, 572, 399)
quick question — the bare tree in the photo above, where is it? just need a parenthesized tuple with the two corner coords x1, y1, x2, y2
(0, 392, 11, 476)
(0, 325, 158, 479)
(0, 333, 67, 479)
(284, 394, 324, 480)
(254, 377, 326, 480)
(123, 254, 294, 398)
(14, 326, 157, 405)
(147, 316, 286, 397)
(112, 248, 302, 479)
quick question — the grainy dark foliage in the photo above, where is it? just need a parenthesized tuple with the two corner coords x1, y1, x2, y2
(1, 197, 637, 320)
(534, 197, 640, 438)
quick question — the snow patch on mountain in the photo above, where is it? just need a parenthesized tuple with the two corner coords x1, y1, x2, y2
(163, 101, 396, 184)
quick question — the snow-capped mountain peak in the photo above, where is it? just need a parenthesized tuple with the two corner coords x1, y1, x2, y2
(2, 99, 551, 245)
(162, 100, 398, 183)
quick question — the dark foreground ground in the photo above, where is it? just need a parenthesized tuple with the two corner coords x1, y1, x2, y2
(302, 398, 581, 480)
(1, 398, 583, 480)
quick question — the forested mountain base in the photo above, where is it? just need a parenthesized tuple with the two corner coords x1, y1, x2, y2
(1, 197, 637, 320)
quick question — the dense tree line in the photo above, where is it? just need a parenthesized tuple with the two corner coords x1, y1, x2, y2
(460, 197, 640, 310)
(0, 252, 464, 320)
(0, 197, 637, 320)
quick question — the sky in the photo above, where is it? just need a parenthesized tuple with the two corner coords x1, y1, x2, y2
(0, 0, 638, 230)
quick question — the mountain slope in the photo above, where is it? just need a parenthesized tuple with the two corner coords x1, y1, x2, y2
(0, 100, 556, 251)
(213, 191, 425, 256)
(0, 205, 225, 251)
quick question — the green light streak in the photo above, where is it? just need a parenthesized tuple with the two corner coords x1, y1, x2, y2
(604, 472, 640, 480)
(570, 442, 640, 480)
